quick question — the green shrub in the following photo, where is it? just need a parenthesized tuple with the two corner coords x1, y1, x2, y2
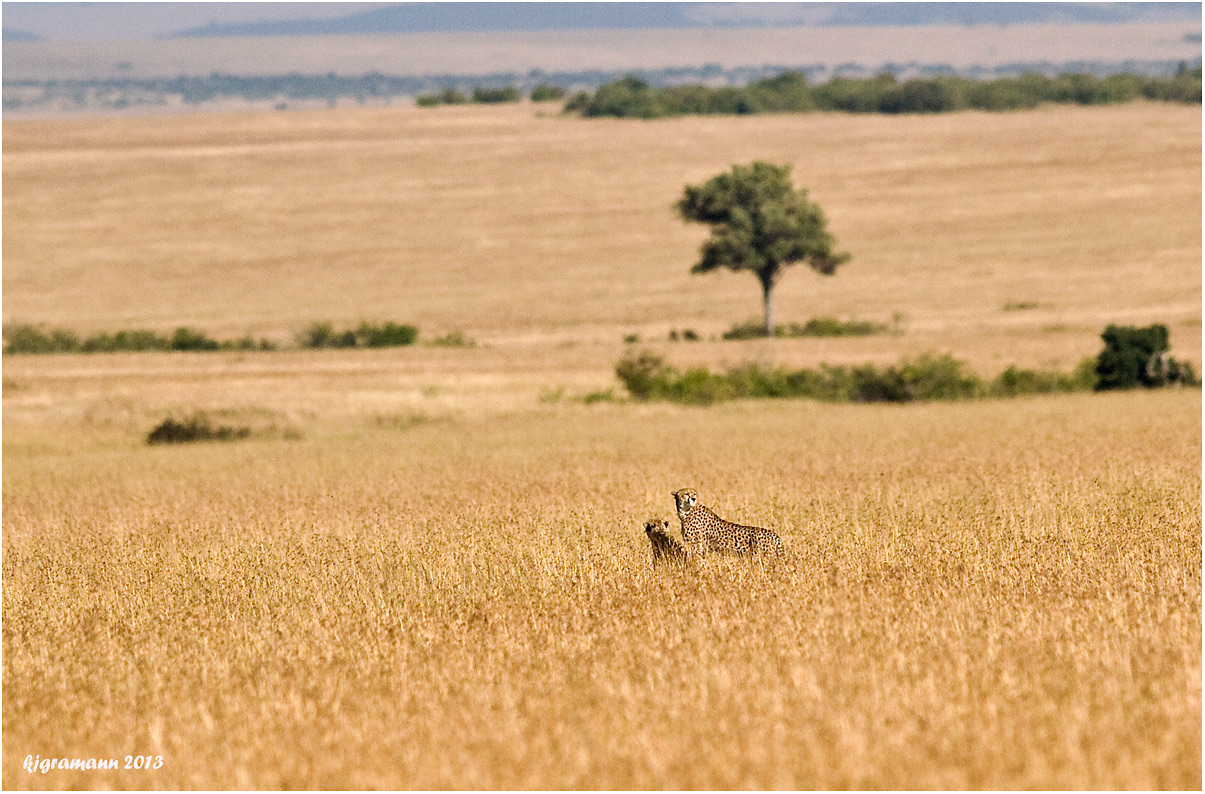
(298, 322, 339, 349)
(721, 320, 772, 340)
(582, 75, 666, 119)
(6, 324, 277, 354)
(615, 350, 1106, 405)
(222, 335, 278, 351)
(427, 331, 475, 348)
(722, 317, 889, 340)
(299, 321, 417, 349)
(3, 324, 80, 354)
(988, 358, 1098, 397)
(849, 363, 911, 402)
(664, 366, 734, 405)
(790, 317, 889, 337)
(1095, 323, 1197, 390)
(146, 415, 251, 445)
(530, 83, 567, 102)
(562, 91, 592, 113)
(898, 353, 983, 400)
(170, 326, 221, 351)
(582, 389, 616, 404)
(81, 329, 171, 352)
(538, 386, 565, 404)
(356, 321, 418, 348)
(416, 87, 468, 107)
(614, 350, 671, 400)
(471, 86, 520, 104)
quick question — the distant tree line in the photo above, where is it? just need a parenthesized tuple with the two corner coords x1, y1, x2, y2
(5, 61, 1198, 113)
(2, 72, 560, 111)
(567, 67, 1202, 118)
(416, 83, 565, 106)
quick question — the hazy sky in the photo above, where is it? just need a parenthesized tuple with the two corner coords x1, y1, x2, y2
(2, 2, 391, 40)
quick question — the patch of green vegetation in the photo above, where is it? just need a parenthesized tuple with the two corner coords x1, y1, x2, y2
(538, 387, 566, 404)
(615, 349, 1097, 406)
(572, 68, 1202, 119)
(616, 323, 1198, 405)
(426, 331, 476, 348)
(146, 415, 252, 445)
(1094, 323, 1199, 390)
(530, 83, 567, 102)
(297, 321, 418, 349)
(722, 316, 893, 340)
(3, 324, 276, 354)
(581, 389, 616, 404)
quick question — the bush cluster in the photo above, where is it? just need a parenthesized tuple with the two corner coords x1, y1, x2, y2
(569, 68, 1202, 119)
(146, 415, 252, 445)
(417, 83, 552, 106)
(530, 83, 568, 102)
(2, 324, 275, 354)
(1094, 324, 1198, 390)
(616, 323, 1198, 405)
(297, 321, 418, 349)
(4, 320, 425, 355)
(616, 350, 1101, 406)
(415, 87, 470, 107)
(722, 316, 892, 340)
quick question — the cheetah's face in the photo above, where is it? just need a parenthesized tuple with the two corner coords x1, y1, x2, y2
(645, 518, 671, 533)
(672, 488, 698, 517)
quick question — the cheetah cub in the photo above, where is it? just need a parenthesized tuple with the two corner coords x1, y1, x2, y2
(643, 518, 687, 565)
(671, 487, 785, 563)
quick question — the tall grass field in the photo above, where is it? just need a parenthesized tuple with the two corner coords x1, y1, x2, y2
(4, 393, 1200, 788)
(3, 101, 1201, 788)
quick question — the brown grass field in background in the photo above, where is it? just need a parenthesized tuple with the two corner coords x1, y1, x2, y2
(2, 102, 1201, 789)
(3, 103, 1200, 373)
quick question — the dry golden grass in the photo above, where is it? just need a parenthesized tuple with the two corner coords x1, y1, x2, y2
(3, 390, 1200, 789)
(3, 103, 1200, 376)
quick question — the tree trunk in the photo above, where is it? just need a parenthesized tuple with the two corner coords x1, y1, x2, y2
(760, 275, 775, 337)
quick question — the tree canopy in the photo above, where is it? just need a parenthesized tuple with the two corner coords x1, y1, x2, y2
(675, 161, 849, 335)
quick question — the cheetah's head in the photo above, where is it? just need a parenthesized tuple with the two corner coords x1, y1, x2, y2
(645, 518, 671, 535)
(672, 488, 698, 518)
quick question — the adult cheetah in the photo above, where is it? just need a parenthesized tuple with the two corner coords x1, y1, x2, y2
(643, 518, 687, 565)
(671, 487, 785, 563)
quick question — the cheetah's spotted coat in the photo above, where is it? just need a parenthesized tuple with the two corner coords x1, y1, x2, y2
(671, 487, 785, 562)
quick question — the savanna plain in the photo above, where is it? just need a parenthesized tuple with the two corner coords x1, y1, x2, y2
(3, 102, 1201, 789)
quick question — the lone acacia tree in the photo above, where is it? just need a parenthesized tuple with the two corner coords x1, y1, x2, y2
(675, 161, 850, 336)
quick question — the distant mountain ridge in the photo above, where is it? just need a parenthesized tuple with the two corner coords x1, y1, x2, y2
(170, 2, 1203, 38)
(2, 28, 41, 43)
